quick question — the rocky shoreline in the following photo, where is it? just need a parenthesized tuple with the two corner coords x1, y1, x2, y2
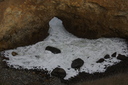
(0, 56, 66, 85)
(66, 56, 128, 84)
(0, 0, 128, 85)
(0, 51, 128, 85)
(0, 17, 128, 84)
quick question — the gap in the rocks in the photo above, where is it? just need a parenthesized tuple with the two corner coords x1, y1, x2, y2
(1, 17, 128, 83)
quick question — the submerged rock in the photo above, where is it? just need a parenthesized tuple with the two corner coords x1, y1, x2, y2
(71, 58, 84, 69)
(51, 68, 66, 78)
(96, 58, 105, 63)
(45, 46, 61, 54)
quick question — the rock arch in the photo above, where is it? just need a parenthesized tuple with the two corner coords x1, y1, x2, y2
(0, 0, 128, 51)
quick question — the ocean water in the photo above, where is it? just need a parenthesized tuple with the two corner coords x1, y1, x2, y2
(2, 17, 128, 79)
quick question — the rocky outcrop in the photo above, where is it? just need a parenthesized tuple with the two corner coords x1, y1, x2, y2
(0, 0, 128, 51)
(56, 0, 128, 39)
(0, 0, 56, 51)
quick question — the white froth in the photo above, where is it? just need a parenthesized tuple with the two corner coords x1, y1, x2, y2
(2, 17, 128, 79)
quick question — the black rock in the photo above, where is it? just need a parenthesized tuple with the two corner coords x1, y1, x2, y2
(104, 54, 110, 59)
(51, 68, 66, 78)
(12, 52, 18, 56)
(96, 58, 105, 63)
(45, 46, 61, 54)
(117, 54, 128, 61)
(71, 58, 84, 69)
(111, 52, 117, 57)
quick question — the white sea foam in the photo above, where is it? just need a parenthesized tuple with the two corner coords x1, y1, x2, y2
(2, 17, 128, 79)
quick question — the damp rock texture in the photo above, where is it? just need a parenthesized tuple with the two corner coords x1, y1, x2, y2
(56, 0, 128, 39)
(0, 0, 128, 51)
(0, 0, 55, 51)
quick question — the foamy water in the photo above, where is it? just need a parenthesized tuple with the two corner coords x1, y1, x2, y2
(2, 17, 128, 79)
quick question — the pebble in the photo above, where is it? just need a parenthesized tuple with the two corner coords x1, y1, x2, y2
(45, 46, 61, 54)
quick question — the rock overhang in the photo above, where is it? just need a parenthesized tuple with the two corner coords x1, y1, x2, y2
(0, 0, 128, 51)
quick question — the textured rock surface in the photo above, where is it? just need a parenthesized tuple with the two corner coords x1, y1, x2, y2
(56, 0, 128, 39)
(0, 0, 128, 51)
(0, 0, 55, 51)
(0, 0, 4, 2)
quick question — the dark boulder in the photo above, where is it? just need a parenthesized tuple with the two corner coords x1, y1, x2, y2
(104, 54, 110, 59)
(45, 46, 61, 54)
(51, 68, 66, 79)
(71, 58, 84, 69)
(111, 52, 117, 57)
(117, 54, 128, 61)
(96, 58, 105, 63)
